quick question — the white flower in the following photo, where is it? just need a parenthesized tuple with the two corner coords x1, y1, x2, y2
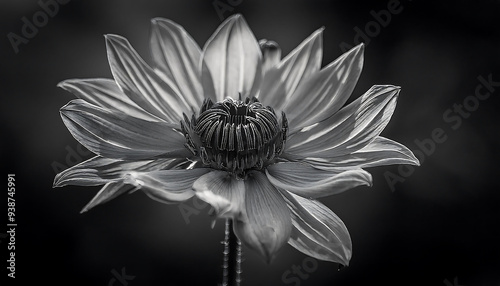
(54, 14, 419, 264)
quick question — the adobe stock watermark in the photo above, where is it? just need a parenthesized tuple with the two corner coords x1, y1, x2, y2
(7, 0, 71, 54)
(339, 0, 412, 53)
(51, 143, 92, 175)
(178, 196, 210, 224)
(282, 256, 319, 286)
(108, 267, 135, 286)
(213, 0, 243, 21)
(443, 276, 465, 286)
(385, 73, 499, 191)
(282, 245, 346, 286)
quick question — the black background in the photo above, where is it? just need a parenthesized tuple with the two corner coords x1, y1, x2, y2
(1, 0, 500, 285)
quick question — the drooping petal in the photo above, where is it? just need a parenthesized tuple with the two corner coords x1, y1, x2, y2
(259, 39, 281, 75)
(285, 85, 400, 159)
(303, 136, 420, 170)
(124, 168, 211, 204)
(192, 170, 245, 219)
(259, 28, 323, 109)
(193, 170, 292, 262)
(150, 18, 211, 105)
(282, 191, 352, 265)
(53, 156, 183, 187)
(74, 158, 190, 213)
(106, 34, 191, 122)
(285, 44, 364, 132)
(201, 14, 262, 101)
(60, 99, 190, 160)
(57, 78, 161, 122)
(266, 162, 372, 198)
(80, 181, 133, 213)
(233, 171, 292, 263)
(54, 156, 120, 187)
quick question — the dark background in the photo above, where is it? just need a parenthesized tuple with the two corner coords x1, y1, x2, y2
(1, 0, 500, 285)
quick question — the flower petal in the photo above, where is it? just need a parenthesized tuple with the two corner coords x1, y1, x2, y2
(233, 171, 292, 263)
(266, 162, 372, 198)
(58, 78, 161, 121)
(193, 170, 292, 262)
(285, 85, 400, 159)
(282, 191, 352, 265)
(53, 156, 184, 187)
(201, 14, 262, 101)
(150, 18, 210, 106)
(285, 44, 364, 132)
(106, 34, 191, 122)
(192, 170, 245, 219)
(259, 28, 323, 109)
(60, 99, 190, 160)
(124, 168, 211, 204)
(73, 158, 190, 213)
(80, 181, 133, 213)
(303, 136, 420, 170)
(256, 68, 287, 114)
(54, 156, 119, 187)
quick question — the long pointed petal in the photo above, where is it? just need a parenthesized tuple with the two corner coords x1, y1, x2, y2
(259, 28, 323, 109)
(282, 191, 352, 265)
(201, 14, 262, 101)
(285, 44, 364, 132)
(150, 18, 209, 106)
(60, 99, 190, 160)
(233, 171, 292, 262)
(266, 162, 372, 198)
(285, 85, 400, 158)
(58, 78, 161, 122)
(303, 136, 420, 170)
(75, 158, 190, 213)
(54, 156, 119, 187)
(80, 181, 133, 213)
(106, 34, 191, 122)
(53, 156, 181, 187)
(124, 168, 211, 204)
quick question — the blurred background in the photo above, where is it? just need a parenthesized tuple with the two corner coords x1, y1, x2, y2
(1, 0, 499, 285)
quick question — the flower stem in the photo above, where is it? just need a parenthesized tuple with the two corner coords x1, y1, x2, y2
(222, 219, 241, 286)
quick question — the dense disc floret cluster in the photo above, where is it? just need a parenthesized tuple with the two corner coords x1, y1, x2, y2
(181, 97, 287, 177)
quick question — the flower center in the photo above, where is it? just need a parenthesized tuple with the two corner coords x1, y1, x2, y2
(181, 97, 287, 176)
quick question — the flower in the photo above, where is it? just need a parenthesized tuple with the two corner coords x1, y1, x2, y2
(54, 14, 419, 265)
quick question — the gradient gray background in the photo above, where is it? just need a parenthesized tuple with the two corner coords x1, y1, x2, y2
(1, 0, 499, 285)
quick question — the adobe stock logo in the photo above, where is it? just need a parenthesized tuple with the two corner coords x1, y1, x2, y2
(282, 257, 319, 285)
(51, 143, 92, 175)
(385, 73, 499, 191)
(443, 276, 465, 286)
(339, 0, 412, 53)
(213, 0, 243, 21)
(7, 0, 71, 54)
(108, 267, 135, 286)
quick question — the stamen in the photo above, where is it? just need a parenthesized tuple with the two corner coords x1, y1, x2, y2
(181, 97, 287, 175)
